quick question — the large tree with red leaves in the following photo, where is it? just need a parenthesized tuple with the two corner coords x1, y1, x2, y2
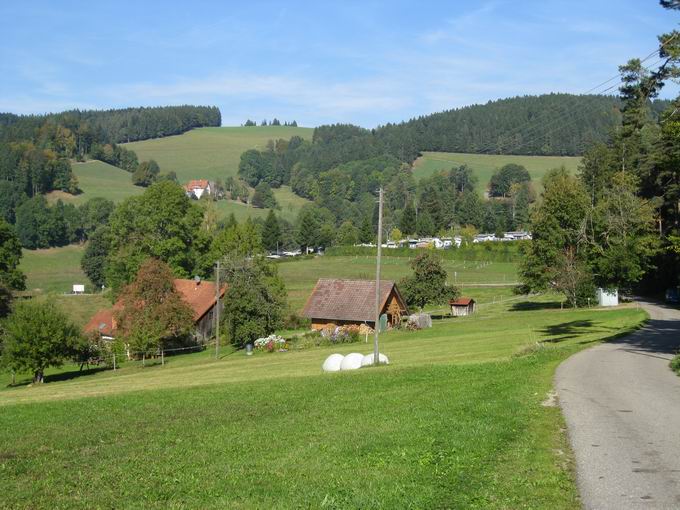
(115, 259, 194, 357)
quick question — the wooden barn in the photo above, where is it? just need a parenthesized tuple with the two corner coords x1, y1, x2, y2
(84, 278, 226, 342)
(302, 279, 408, 330)
(450, 297, 476, 317)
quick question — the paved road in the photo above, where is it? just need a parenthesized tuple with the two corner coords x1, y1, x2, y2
(556, 299, 680, 509)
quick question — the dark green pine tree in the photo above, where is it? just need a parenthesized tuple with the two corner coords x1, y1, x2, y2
(416, 211, 435, 237)
(296, 207, 320, 252)
(224, 213, 238, 230)
(262, 210, 281, 253)
(359, 215, 374, 243)
(400, 202, 417, 235)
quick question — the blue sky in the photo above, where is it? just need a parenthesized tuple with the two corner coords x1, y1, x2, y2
(1, 1, 678, 127)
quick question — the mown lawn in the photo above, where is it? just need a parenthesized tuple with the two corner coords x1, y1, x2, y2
(18, 245, 88, 294)
(0, 301, 646, 509)
(413, 152, 581, 194)
(278, 255, 518, 312)
(123, 126, 313, 183)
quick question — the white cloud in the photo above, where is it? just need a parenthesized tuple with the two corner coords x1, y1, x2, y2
(97, 72, 411, 125)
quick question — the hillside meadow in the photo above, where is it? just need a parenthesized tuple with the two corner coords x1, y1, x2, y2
(413, 151, 581, 193)
(47, 161, 311, 224)
(123, 126, 313, 183)
(0, 296, 646, 509)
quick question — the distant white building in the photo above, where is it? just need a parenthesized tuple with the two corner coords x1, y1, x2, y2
(183, 179, 212, 199)
(504, 231, 532, 241)
(473, 233, 496, 243)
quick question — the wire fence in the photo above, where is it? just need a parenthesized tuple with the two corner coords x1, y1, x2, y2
(73, 341, 218, 371)
(5, 341, 224, 386)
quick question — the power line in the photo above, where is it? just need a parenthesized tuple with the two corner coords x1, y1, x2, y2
(473, 54, 671, 156)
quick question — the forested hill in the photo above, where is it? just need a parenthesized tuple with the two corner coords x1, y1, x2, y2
(0, 105, 221, 145)
(0, 105, 221, 213)
(374, 94, 670, 158)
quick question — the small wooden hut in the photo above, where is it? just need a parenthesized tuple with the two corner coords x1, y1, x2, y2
(450, 297, 476, 317)
(302, 279, 408, 330)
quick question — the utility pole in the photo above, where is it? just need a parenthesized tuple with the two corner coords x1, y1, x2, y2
(215, 260, 220, 359)
(373, 187, 384, 365)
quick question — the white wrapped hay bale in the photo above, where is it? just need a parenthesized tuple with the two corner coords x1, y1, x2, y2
(322, 354, 344, 372)
(340, 352, 364, 371)
(361, 353, 390, 367)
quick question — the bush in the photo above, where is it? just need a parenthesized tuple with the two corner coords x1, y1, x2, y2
(671, 354, 680, 375)
(283, 313, 310, 330)
(289, 327, 361, 351)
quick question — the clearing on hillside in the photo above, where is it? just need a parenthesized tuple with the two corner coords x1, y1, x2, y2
(123, 126, 313, 183)
(214, 185, 311, 223)
(46, 160, 143, 205)
(413, 151, 581, 193)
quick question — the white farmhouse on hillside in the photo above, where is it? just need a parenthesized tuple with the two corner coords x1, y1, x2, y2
(184, 179, 212, 199)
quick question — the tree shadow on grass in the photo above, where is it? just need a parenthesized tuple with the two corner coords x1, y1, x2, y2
(7, 366, 109, 388)
(539, 320, 597, 343)
(608, 318, 680, 357)
(510, 301, 563, 312)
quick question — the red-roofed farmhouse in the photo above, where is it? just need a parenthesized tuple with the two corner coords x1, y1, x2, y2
(84, 278, 225, 341)
(183, 179, 212, 199)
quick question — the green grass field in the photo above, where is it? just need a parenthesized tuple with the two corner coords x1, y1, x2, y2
(46, 160, 143, 205)
(18, 246, 518, 313)
(413, 152, 581, 193)
(123, 126, 313, 183)
(278, 255, 518, 312)
(0, 297, 646, 508)
(18, 245, 89, 294)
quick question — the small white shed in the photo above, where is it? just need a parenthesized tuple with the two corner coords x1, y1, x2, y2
(597, 288, 618, 307)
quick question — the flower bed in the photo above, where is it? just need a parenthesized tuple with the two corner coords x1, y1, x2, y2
(253, 334, 288, 352)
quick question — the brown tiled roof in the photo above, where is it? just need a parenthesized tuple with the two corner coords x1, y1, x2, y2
(84, 308, 117, 336)
(184, 179, 209, 191)
(302, 279, 406, 323)
(450, 297, 474, 306)
(84, 279, 226, 335)
(174, 279, 226, 321)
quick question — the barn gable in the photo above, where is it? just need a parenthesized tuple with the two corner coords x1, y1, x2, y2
(302, 279, 408, 325)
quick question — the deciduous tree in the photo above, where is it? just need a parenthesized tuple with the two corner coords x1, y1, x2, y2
(2, 300, 81, 383)
(115, 259, 194, 357)
(399, 252, 458, 310)
(222, 258, 287, 348)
